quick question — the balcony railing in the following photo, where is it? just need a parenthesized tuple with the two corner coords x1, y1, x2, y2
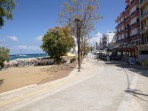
(141, 27, 148, 34)
(130, 22, 140, 29)
(125, 5, 130, 10)
(141, 10, 148, 19)
(124, 17, 129, 22)
(130, 0, 138, 7)
(116, 21, 124, 29)
(131, 10, 138, 17)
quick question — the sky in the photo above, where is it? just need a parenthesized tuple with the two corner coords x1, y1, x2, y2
(0, 0, 126, 54)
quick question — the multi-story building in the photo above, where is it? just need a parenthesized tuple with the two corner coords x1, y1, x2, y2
(138, 0, 148, 62)
(97, 32, 116, 59)
(115, 0, 140, 59)
(98, 32, 116, 50)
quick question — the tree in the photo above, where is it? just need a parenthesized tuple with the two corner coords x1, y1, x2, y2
(59, 0, 101, 36)
(82, 37, 90, 56)
(0, 0, 15, 27)
(59, 0, 102, 71)
(41, 27, 74, 64)
(0, 47, 10, 68)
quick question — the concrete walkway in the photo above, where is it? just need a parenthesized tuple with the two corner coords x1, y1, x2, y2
(0, 54, 147, 111)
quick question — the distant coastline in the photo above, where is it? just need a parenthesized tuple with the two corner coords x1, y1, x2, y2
(9, 53, 48, 61)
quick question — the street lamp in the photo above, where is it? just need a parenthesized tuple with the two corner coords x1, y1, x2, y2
(75, 18, 81, 72)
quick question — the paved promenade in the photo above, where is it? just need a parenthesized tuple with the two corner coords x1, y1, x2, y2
(0, 54, 147, 111)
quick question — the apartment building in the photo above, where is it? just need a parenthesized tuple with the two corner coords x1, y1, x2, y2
(138, 0, 148, 62)
(115, 0, 140, 58)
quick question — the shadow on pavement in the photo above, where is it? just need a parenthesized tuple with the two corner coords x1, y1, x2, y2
(102, 60, 148, 77)
(125, 89, 148, 102)
(95, 58, 148, 99)
(134, 94, 148, 103)
(125, 89, 148, 97)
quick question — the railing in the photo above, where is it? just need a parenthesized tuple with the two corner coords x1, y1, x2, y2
(130, 34, 139, 38)
(141, 27, 148, 34)
(141, 10, 148, 18)
(131, 0, 138, 6)
(131, 23, 136, 28)
(125, 5, 130, 10)
(116, 21, 124, 29)
(131, 10, 138, 16)
(124, 17, 129, 22)
(131, 22, 139, 28)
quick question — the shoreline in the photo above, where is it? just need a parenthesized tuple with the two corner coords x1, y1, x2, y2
(8, 53, 48, 61)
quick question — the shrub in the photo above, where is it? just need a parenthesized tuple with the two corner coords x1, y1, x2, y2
(70, 57, 76, 63)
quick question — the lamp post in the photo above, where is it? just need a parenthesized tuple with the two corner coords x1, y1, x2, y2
(75, 18, 81, 72)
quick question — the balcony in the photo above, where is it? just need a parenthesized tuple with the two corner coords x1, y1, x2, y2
(116, 30, 124, 35)
(130, 0, 138, 8)
(140, 27, 148, 34)
(130, 22, 140, 30)
(124, 16, 129, 21)
(141, 10, 148, 21)
(140, 0, 148, 8)
(125, 5, 130, 12)
(131, 10, 139, 16)
(131, 23, 136, 28)
(116, 21, 124, 29)
(130, 34, 140, 40)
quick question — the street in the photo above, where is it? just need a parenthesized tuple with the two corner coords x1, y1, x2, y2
(0, 54, 147, 111)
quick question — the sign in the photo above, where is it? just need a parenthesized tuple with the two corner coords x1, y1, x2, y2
(128, 57, 135, 65)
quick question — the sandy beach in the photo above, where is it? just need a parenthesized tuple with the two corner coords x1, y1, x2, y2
(0, 62, 77, 93)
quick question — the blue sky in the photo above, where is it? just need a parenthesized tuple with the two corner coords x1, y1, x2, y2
(0, 0, 125, 54)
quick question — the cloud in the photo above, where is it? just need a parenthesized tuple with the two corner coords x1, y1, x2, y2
(96, 32, 102, 37)
(18, 45, 41, 50)
(8, 36, 18, 41)
(89, 32, 102, 45)
(36, 35, 43, 41)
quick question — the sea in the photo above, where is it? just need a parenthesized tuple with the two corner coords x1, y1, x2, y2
(9, 53, 48, 61)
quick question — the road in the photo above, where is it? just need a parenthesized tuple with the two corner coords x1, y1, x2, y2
(0, 54, 147, 111)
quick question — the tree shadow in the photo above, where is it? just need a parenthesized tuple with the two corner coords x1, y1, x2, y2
(134, 94, 148, 103)
(125, 89, 148, 102)
(97, 59, 148, 103)
(0, 79, 4, 86)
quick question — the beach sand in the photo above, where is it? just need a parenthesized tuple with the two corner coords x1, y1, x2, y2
(0, 62, 77, 93)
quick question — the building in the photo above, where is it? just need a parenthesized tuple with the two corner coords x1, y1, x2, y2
(109, 33, 118, 50)
(106, 32, 117, 46)
(138, 0, 148, 62)
(97, 32, 116, 59)
(98, 32, 116, 50)
(115, 0, 140, 59)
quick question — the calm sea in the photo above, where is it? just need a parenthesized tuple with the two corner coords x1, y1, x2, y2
(9, 53, 48, 61)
